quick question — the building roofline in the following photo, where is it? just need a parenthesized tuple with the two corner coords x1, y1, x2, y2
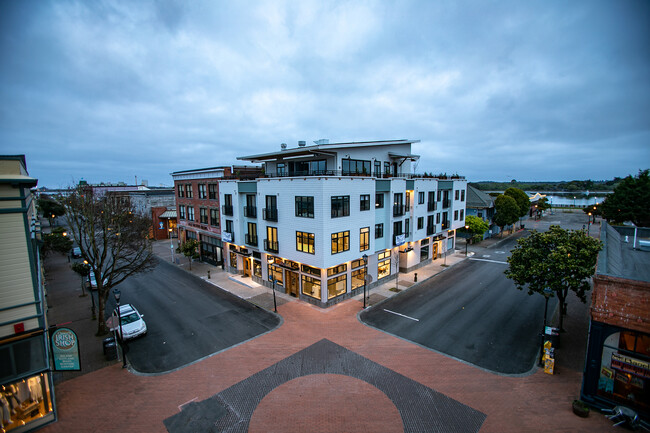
(237, 139, 420, 162)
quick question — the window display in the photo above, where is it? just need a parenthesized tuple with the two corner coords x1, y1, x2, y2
(1, 373, 53, 431)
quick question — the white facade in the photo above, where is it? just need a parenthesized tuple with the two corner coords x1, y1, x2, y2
(220, 140, 467, 307)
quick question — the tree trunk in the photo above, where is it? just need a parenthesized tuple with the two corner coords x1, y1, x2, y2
(557, 291, 567, 332)
(188, 256, 192, 270)
(96, 289, 109, 336)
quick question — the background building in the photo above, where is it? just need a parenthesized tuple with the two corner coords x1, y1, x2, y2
(581, 223, 650, 419)
(0, 155, 57, 431)
(171, 166, 262, 266)
(220, 139, 467, 307)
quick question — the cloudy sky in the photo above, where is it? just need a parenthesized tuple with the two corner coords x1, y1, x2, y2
(1, 0, 648, 188)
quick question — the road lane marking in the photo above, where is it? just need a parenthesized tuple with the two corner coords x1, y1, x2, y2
(469, 258, 508, 265)
(383, 309, 419, 321)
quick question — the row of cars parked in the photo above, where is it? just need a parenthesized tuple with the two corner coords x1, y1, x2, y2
(70, 245, 147, 340)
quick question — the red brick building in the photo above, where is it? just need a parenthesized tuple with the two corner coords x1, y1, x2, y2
(171, 166, 261, 266)
(581, 223, 650, 419)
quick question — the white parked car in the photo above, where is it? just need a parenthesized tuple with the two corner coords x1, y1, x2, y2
(111, 304, 147, 340)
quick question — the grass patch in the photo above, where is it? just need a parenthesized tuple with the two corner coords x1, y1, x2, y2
(389, 287, 401, 292)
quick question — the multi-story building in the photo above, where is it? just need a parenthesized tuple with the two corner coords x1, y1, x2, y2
(219, 139, 467, 307)
(581, 223, 650, 420)
(0, 155, 57, 431)
(171, 166, 262, 266)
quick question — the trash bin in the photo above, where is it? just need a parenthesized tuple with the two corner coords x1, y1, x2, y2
(103, 337, 117, 360)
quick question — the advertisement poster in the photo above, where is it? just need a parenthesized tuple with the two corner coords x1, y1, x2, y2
(51, 327, 81, 371)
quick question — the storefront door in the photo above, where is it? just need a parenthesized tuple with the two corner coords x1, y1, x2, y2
(243, 258, 251, 277)
(286, 271, 299, 297)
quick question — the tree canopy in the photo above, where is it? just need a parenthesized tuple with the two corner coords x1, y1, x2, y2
(42, 227, 73, 256)
(38, 196, 66, 226)
(460, 215, 490, 242)
(494, 194, 520, 233)
(178, 239, 200, 270)
(505, 225, 602, 331)
(504, 187, 530, 218)
(64, 187, 156, 335)
(600, 169, 650, 227)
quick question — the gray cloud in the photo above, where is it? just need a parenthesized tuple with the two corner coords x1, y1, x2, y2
(1, 0, 648, 187)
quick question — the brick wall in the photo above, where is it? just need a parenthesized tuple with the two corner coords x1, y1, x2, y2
(591, 274, 650, 334)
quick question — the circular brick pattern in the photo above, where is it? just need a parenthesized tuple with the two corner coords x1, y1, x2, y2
(249, 373, 404, 433)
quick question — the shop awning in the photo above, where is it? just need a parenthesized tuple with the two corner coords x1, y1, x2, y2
(159, 210, 177, 218)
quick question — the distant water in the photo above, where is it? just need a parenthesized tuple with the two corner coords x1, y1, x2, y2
(533, 193, 607, 207)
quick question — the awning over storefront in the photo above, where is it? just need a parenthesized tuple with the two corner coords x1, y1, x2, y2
(159, 210, 177, 218)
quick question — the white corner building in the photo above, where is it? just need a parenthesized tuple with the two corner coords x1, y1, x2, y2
(219, 139, 467, 307)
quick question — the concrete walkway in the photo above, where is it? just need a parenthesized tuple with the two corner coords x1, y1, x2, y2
(41, 221, 612, 433)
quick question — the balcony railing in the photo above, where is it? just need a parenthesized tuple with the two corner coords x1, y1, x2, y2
(393, 205, 405, 217)
(245, 234, 258, 246)
(263, 207, 278, 222)
(264, 239, 279, 253)
(261, 170, 466, 180)
(442, 199, 450, 209)
(427, 202, 436, 212)
(243, 206, 257, 218)
(222, 205, 233, 216)
(426, 225, 435, 236)
(441, 221, 449, 230)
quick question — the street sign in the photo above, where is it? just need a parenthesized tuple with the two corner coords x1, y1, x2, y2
(106, 316, 119, 330)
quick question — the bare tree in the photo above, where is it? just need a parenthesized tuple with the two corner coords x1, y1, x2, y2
(64, 187, 156, 335)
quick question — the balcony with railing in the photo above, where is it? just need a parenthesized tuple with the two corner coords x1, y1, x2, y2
(243, 206, 257, 218)
(264, 239, 279, 253)
(427, 202, 436, 212)
(442, 199, 450, 209)
(426, 225, 435, 236)
(441, 220, 449, 230)
(393, 204, 405, 217)
(261, 170, 466, 180)
(263, 207, 278, 222)
(222, 205, 233, 216)
(245, 234, 258, 246)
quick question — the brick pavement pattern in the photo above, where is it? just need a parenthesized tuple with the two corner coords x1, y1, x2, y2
(164, 339, 486, 433)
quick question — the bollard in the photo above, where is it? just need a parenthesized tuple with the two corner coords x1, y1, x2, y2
(414, 273, 417, 282)
(207, 270, 211, 279)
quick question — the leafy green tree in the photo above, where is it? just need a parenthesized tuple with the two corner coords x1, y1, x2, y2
(64, 187, 156, 335)
(494, 195, 520, 235)
(38, 196, 66, 226)
(42, 227, 73, 256)
(600, 169, 650, 226)
(178, 239, 200, 270)
(505, 226, 602, 331)
(504, 187, 530, 222)
(459, 215, 490, 242)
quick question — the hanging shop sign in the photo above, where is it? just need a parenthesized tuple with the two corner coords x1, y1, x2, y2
(51, 327, 81, 371)
(611, 353, 650, 378)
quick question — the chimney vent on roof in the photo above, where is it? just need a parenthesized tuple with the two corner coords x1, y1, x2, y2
(298, 141, 306, 147)
(280, 143, 287, 151)
(314, 139, 329, 145)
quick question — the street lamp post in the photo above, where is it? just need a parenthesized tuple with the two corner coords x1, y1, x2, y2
(538, 287, 553, 367)
(588, 213, 592, 235)
(268, 257, 277, 313)
(362, 254, 368, 308)
(169, 228, 175, 263)
(113, 288, 127, 368)
(464, 225, 470, 256)
(84, 260, 96, 319)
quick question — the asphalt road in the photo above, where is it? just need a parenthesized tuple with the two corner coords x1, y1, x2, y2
(361, 234, 557, 375)
(105, 258, 281, 374)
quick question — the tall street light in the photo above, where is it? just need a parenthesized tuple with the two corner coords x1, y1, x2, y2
(464, 225, 470, 256)
(113, 288, 127, 368)
(268, 257, 277, 312)
(362, 254, 368, 308)
(84, 260, 96, 320)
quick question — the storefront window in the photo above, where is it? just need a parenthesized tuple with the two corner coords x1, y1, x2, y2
(1, 373, 54, 431)
(268, 264, 284, 286)
(377, 250, 391, 279)
(327, 275, 347, 299)
(252, 260, 262, 278)
(598, 330, 650, 412)
(351, 267, 366, 290)
(420, 245, 429, 262)
(229, 252, 237, 269)
(302, 276, 321, 299)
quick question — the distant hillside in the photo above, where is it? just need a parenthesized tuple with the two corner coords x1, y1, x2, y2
(469, 179, 621, 192)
